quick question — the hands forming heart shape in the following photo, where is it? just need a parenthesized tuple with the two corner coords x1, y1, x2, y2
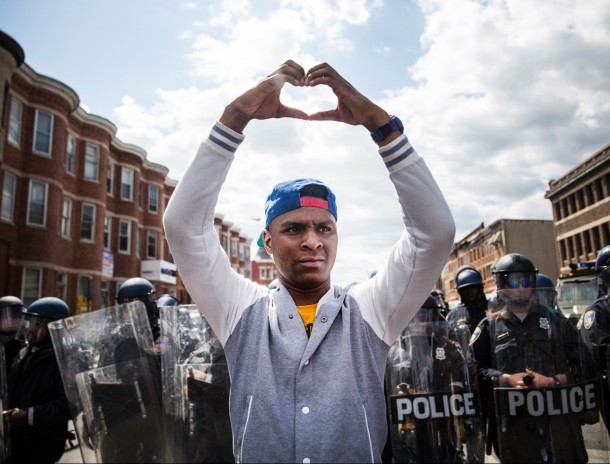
(221, 60, 391, 135)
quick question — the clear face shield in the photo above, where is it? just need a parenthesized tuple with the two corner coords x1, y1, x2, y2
(0, 305, 24, 338)
(14, 314, 52, 345)
(496, 272, 536, 309)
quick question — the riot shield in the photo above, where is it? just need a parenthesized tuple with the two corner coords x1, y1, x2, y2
(385, 320, 485, 463)
(49, 301, 163, 463)
(0, 344, 10, 463)
(160, 304, 233, 463)
(480, 289, 610, 463)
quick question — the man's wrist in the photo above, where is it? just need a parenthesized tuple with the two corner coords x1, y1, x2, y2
(219, 104, 252, 134)
(370, 116, 404, 144)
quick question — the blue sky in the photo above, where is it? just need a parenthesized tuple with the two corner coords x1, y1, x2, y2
(2, 0, 610, 285)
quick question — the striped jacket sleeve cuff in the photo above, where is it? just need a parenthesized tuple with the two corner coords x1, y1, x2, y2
(379, 133, 420, 173)
(205, 121, 245, 158)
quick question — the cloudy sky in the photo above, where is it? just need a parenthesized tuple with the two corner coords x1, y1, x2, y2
(2, 0, 610, 285)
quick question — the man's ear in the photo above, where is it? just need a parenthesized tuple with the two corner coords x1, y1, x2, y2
(263, 229, 273, 254)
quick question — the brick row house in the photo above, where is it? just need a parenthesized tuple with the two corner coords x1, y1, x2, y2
(0, 30, 252, 313)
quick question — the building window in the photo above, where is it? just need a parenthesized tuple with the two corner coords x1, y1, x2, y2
(61, 197, 72, 237)
(100, 281, 110, 309)
(260, 268, 268, 280)
(84, 143, 100, 181)
(56, 273, 68, 301)
(148, 185, 159, 213)
(119, 220, 131, 253)
(1, 172, 17, 222)
(239, 244, 245, 260)
(80, 204, 96, 241)
(231, 238, 238, 257)
(136, 227, 142, 258)
(8, 97, 23, 146)
(593, 226, 601, 253)
(147, 230, 157, 259)
(27, 180, 48, 227)
(138, 181, 144, 209)
(103, 215, 112, 249)
(77, 275, 92, 313)
(66, 135, 76, 174)
(33, 109, 54, 156)
(585, 184, 594, 206)
(107, 163, 114, 195)
(602, 222, 610, 246)
(553, 203, 561, 221)
(121, 168, 134, 201)
(222, 234, 229, 253)
(22, 268, 42, 306)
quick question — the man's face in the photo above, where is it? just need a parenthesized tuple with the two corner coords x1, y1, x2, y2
(263, 207, 337, 290)
(498, 272, 535, 309)
(459, 285, 482, 305)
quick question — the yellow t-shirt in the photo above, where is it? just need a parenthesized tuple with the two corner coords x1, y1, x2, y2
(297, 304, 317, 337)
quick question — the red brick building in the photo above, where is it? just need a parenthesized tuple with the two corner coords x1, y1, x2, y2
(0, 30, 252, 313)
(545, 142, 610, 277)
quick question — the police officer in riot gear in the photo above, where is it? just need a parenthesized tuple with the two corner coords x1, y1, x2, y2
(385, 293, 484, 463)
(535, 273, 564, 317)
(6, 297, 71, 463)
(448, 265, 488, 333)
(156, 294, 180, 308)
(578, 245, 610, 432)
(0, 296, 25, 371)
(470, 253, 597, 463)
(117, 278, 160, 340)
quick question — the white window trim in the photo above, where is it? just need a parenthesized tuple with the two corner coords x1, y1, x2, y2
(148, 184, 159, 214)
(1, 171, 17, 223)
(26, 180, 48, 228)
(119, 219, 132, 254)
(56, 272, 68, 302)
(32, 109, 54, 157)
(61, 197, 73, 238)
(8, 97, 23, 147)
(80, 203, 96, 242)
(22, 267, 42, 305)
(103, 215, 112, 250)
(147, 230, 157, 259)
(84, 143, 100, 181)
(107, 163, 114, 196)
(121, 168, 134, 202)
(66, 134, 77, 175)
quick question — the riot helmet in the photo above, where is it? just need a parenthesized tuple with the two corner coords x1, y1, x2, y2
(116, 277, 158, 335)
(413, 293, 445, 324)
(536, 273, 554, 289)
(595, 245, 610, 286)
(456, 268, 483, 290)
(493, 253, 538, 308)
(156, 294, 180, 307)
(536, 273, 557, 309)
(16, 297, 70, 344)
(0, 295, 26, 338)
(456, 266, 485, 307)
(493, 253, 538, 289)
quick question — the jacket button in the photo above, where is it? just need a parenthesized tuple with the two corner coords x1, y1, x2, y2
(303, 459, 311, 463)
(289, 314, 294, 319)
(320, 316, 328, 323)
(302, 406, 310, 414)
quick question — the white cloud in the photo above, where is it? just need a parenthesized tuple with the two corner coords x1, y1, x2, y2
(111, 0, 610, 284)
